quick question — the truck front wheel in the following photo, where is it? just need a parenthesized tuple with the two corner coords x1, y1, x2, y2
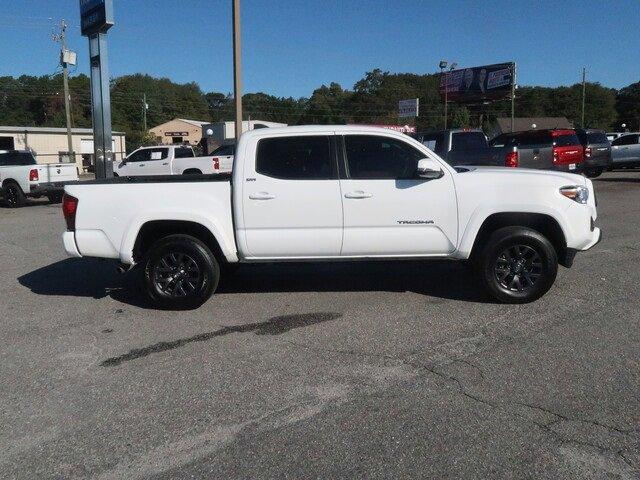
(143, 234, 220, 309)
(476, 226, 558, 304)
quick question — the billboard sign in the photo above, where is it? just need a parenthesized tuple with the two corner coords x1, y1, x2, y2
(398, 98, 419, 118)
(79, 0, 114, 36)
(440, 62, 514, 103)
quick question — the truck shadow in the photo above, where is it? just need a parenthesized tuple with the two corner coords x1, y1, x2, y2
(18, 258, 490, 308)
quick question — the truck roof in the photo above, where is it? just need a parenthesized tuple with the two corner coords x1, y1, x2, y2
(241, 124, 413, 139)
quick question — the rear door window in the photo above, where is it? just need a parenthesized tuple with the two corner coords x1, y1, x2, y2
(587, 132, 608, 144)
(344, 135, 424, 179)
(256, 136, 334, 179)
(174, 147, 194, 158)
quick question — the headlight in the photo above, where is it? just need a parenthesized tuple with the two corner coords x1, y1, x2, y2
(560, 186, 589, 204)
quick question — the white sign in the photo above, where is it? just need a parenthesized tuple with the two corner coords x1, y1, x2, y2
(398, 98, 419, 118)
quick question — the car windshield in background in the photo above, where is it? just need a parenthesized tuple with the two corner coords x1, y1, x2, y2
(553, 134, 580, 147)
(451, 132, 487, 151)
(587, 132, 609, 144)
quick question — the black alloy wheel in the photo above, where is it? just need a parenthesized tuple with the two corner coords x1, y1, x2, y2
(476, 226, 558, 304)
(143, 234, 219, 309)
(493, 244, 542, 293)
(153, 252, 203, 298)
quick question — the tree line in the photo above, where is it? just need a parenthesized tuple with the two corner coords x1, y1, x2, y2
(1, 70, 638, 149)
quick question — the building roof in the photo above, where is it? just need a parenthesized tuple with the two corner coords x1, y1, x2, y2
(176, 118, 209, 127)
(0, 125, 125, 135)
(494, 117, 572, 134)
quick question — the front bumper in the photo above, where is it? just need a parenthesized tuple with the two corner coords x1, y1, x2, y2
(63, 232, 81, 258)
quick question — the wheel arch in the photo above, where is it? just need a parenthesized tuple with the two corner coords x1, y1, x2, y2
(131, 220, 230, 266)
(468, 212, 570, 266)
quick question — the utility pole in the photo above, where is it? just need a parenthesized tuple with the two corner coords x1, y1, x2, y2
(511, 63, 517, 133)
(142, 93, 148, 133)
(232, 0, 243, 143)
(581, 67, 586, 128)
(52, 20, 75, 163)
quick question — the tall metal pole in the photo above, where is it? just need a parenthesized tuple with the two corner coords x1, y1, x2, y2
(444, 71, 448, 130)
(143, 92, 148, 133)
(581, 67, 586, 128)
(511, 63, 516, 133)
(54, 20, 75, 163)
(89, 33, 113, 178)
(232, 0, 243, 143)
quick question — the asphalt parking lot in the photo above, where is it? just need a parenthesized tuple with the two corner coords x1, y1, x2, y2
(1, 171, 639, 479)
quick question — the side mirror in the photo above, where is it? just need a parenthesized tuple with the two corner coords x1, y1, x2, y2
(416, 158, 444, 180)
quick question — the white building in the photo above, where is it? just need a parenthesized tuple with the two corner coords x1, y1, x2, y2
(0, 126, 126, 173)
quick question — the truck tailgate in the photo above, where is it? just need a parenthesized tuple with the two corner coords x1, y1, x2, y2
(38, 164, 78, 183)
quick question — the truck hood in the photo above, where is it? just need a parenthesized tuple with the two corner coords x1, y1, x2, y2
(456, 166, 587, 187)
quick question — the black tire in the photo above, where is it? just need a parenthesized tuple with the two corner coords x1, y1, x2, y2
(2, 181, 26, 208)
(475, 226, 558, 304)
(584, 168, 603, 179)
(47, 193, 63, 204)
(143, 234, 220, 309)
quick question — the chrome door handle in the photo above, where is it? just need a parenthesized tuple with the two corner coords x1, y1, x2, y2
(249, 192, 276, 200)
(344, 191, 373, 199)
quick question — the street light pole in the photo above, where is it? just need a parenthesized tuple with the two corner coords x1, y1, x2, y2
(581, 67, 586, 128)
(232, 0, 243, 143)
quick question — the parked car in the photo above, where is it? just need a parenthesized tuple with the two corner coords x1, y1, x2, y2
(62, 126, 600, 307)
(113, 145, 230, 177)
(416, 129, 503, 166)
(0, 150, 78, 207)
(489, 129, 584, 172)
(575, 128, 612, 178)
(610, 133, 640, 169)
(606, 132, 626, 142)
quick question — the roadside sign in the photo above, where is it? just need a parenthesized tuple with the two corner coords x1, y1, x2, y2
(79, 0, 114, 37)
(399, 98, 419, 118)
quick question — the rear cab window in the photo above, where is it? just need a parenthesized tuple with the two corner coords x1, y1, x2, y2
(256, 136, 335, 179)
(552, 131, 581, 147)
(212, 145, 235, 156)
(450, 132, 488, 151)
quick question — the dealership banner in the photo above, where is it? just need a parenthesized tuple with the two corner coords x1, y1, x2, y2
(440, 62, 514, 103)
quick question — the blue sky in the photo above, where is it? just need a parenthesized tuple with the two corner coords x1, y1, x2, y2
(1, 0, 638, 97)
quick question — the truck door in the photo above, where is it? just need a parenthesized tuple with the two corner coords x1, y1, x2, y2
(240, 134, 343, 258)
(339, 134, 457, 256)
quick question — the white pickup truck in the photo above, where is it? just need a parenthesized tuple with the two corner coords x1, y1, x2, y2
(62, 126, 601, 308)
(113, 145, 231, 177)
(1, 150, 78, 207)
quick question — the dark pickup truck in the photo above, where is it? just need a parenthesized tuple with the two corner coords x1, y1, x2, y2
(415, 129, 506, 167)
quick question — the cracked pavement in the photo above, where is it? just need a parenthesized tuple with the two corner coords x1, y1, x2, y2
(1, 171, 639, 479)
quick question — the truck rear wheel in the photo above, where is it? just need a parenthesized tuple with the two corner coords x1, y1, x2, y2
(475, 226, 558, 303)
(143, 234, 220, 309)
(47, 193, 63, 204)
(584, 168, 603, 178)
(2, 182, 26, 208)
